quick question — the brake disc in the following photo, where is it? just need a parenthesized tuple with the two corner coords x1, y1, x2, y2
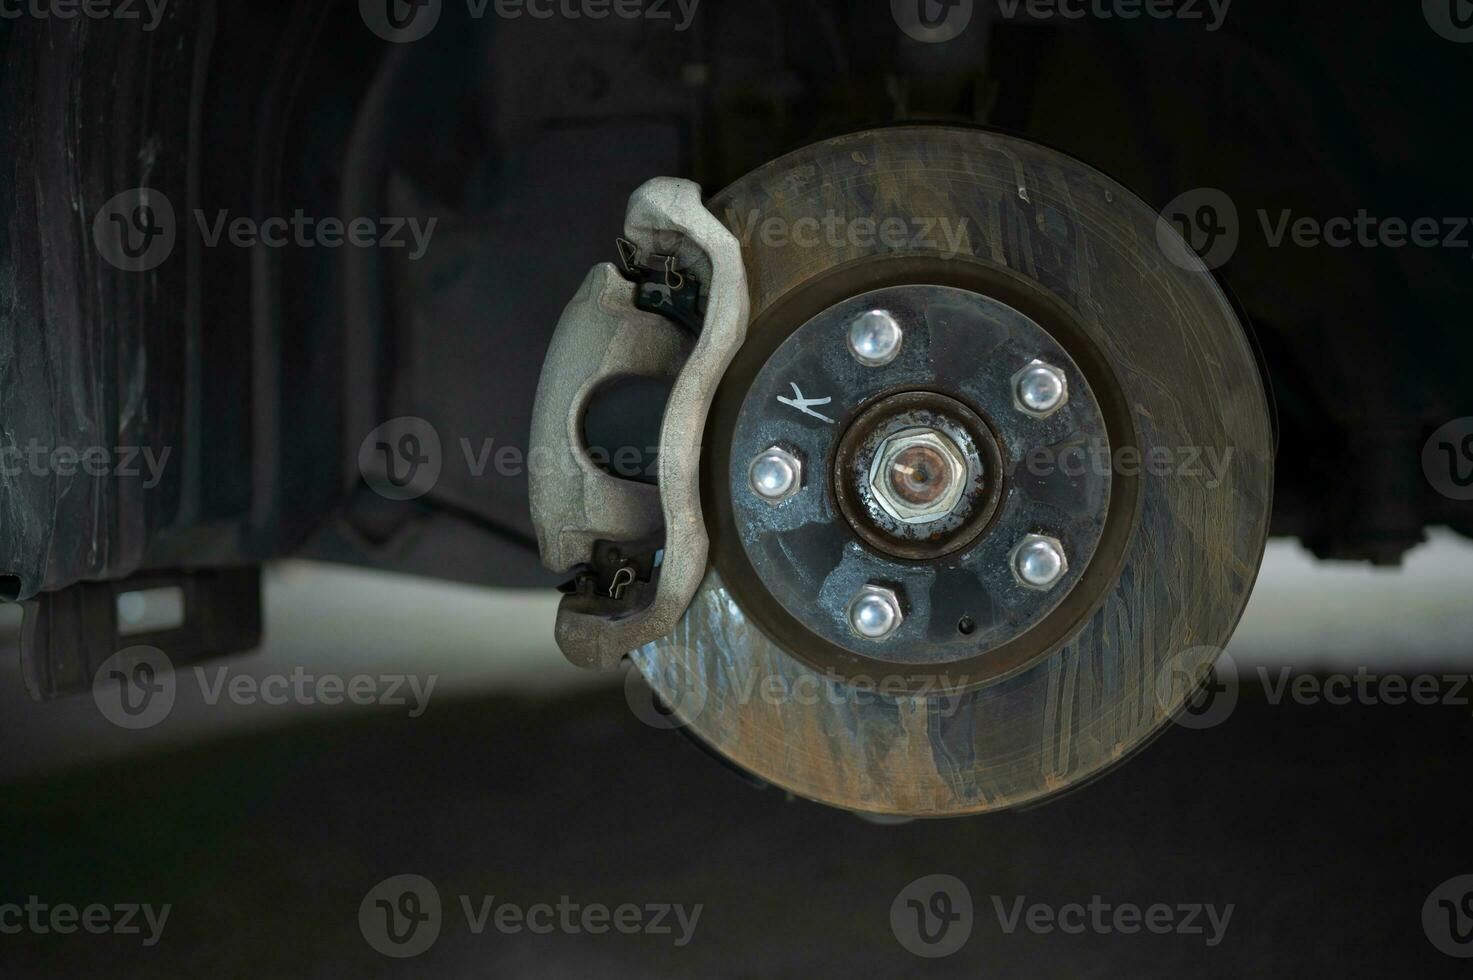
(532, 127, 1274, 817)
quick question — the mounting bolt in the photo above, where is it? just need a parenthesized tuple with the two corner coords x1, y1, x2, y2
(748, 446, 802, 504)
(847, 310, 903, 367)
(847, 584, 903, 639)
(1012, 359, 1069, 417)
(1010, 534, 1068, 590)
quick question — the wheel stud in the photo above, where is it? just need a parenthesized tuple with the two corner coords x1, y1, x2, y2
(847, 310, 903, 367)
(748, 446, 802, 504)
(847, 584, 903, 639)
(1013, 359, 1069, 416)
(1011, 534, 1068, 590)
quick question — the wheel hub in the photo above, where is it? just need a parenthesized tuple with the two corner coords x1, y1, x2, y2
(834, 391, 1001, 560)
(719, 282, 1113, 676)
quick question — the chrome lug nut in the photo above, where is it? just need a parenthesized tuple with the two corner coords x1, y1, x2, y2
(847, 584, 903, 639)
(748, 446, 802, 504)
(847, 310, 903, 367)
(1013, 359, 1069, 417)
(1011, 534, 1068, 590)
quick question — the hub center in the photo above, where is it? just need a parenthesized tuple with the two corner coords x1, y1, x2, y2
(833, 390, 1004, 561)
(870, 428, 968, 522)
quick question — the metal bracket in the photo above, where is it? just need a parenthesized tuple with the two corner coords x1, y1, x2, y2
(19, 566, 263, 701)
(528, 177, 749, 669)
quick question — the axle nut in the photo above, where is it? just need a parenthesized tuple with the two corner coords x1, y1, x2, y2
(867, 428, 969, 525)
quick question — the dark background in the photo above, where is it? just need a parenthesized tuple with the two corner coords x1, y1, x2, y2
(1, 654, 1469, 977)
(2, 541, 1472, 976)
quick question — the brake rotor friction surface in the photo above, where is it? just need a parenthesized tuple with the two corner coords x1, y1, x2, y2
(633, 127, 1274, 816)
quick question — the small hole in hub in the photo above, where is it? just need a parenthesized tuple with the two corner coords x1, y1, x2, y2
(957, 616, 976, 636)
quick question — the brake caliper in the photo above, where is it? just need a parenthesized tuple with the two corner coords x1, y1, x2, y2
(527, 178, 748, 669)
